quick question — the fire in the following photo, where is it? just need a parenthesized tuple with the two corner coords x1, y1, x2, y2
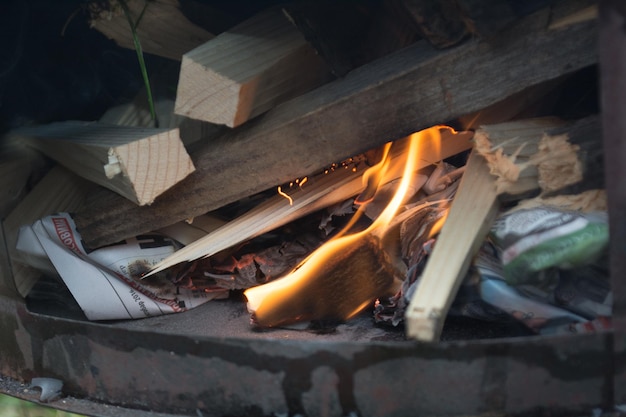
(244, 126, 449, 327)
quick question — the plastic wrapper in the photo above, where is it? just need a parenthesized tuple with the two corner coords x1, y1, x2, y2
(491, 207, 609, 286)
(376, 205, 612, 335)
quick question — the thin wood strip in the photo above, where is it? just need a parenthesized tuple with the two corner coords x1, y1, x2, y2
(405, 151, 499, 341)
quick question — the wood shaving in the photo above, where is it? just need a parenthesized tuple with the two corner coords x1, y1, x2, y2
(532, 133, 582, 193)
(474, 131, 530, 194)
(474, 130, 583, 196)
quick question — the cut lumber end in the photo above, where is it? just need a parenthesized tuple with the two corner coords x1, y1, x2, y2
(405, 150, 499, 342)
(12, 121, 195, 206)
(112, 127, 196, 206)
(174, 8, 332, 127)
(174, 55, 239, 125)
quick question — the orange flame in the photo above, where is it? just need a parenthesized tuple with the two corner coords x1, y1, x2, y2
(244, 126, 446, 327)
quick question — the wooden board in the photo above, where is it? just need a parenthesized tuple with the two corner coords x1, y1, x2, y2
(89, 0, 215, 61)
(13, 121, 195, 206)
(73, 7, 597, 248)
(405, 151, 499, 341)
(174, 7, 333, 127)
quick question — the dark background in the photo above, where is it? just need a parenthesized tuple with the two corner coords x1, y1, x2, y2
(0, 0, 281, 134)
(0, 0, 598, 136)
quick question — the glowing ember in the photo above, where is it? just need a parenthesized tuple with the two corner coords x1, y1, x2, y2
(277, 186, 293, 205)
(244, 126, 449, 327)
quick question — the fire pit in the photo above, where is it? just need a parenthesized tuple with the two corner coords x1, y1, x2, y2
(0, 0, 623, 416)
(0, 290, 613, 417)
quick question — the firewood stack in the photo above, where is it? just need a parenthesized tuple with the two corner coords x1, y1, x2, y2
(0, 0, 602, 341)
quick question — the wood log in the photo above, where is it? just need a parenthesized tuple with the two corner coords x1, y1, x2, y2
(12, 121, 195, 206)
(174, 8, 333, 127)
(88, 0, 215, 61)
(73, 7, 597, 248)
(3, 166, 95, 297)
(405, 116, 603, 342)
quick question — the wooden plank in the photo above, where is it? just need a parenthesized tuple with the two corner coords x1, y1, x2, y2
(73, 8, 597, 248)
(174, 7, 333, 127)
(88, 0, 215, 61)
(405, 150, 499, 341)
(13, 121, 195, 206)
(3, 166, 95, 297)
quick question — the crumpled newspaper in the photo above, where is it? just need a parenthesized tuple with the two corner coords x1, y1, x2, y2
(16, 212, 226, 320)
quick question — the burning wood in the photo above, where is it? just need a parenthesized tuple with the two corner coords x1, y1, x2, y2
(245, 233, 399, 327)
(244, 126, 457, 327)
(404, 150, 500, 341)
(146, 127, 472, 275)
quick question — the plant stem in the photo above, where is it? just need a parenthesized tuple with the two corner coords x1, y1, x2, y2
(118, 0, 157, 125)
